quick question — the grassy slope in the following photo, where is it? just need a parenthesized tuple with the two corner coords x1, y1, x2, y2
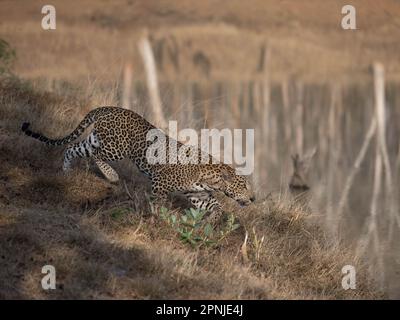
(0, 79, 380, 299)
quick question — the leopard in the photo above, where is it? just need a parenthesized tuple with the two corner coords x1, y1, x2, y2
(21, 106, 255, 222)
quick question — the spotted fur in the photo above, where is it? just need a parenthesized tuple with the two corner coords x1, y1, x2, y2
(22, 107, 255, 222)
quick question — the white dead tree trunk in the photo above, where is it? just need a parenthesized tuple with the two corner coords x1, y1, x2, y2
(373, 63, 394, 204)
(281, 79, 292, 146)
(359, 63, 399, 245)
(295, 81, 304, 156)
(355, 62, 397, 289)
(326, 84, 339, 229)
(337, 117, 376, 231)
(261, 46, 271, 169)
(357, 63, 399, 246)
(337, 64, 396, 239)
(258, 45, 271, 185)
(138, 33, 167, 129)
(122, 63, 133, 110)
(372, 64, 399, 240)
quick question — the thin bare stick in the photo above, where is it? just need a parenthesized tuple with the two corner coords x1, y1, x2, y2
(123, 180, 135, 201)
(241, 231, 250, 264)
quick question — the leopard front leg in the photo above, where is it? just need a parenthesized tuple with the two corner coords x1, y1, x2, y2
(150, 183, 170, 208)
(185, 191, 224, 224)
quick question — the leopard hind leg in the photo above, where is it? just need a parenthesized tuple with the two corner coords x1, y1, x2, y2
(63, 131, 100, 171)
(93, 157, 120, 183)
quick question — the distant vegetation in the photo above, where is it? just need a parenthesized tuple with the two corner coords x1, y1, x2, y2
(0, 39, 15, 76)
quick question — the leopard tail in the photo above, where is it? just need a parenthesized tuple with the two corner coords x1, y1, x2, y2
(21, 108, 99, 146)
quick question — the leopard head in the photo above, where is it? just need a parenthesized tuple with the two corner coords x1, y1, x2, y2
(202, 164, 255, 206)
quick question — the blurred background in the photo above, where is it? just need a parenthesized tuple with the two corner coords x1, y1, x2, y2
(1, 0, 399, 297)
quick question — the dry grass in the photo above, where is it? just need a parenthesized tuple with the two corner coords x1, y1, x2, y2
(0, 79, 382, 299)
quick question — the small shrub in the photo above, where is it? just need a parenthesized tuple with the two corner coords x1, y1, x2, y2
(110, 207, 131, 220)
(160, 207, 240, 248)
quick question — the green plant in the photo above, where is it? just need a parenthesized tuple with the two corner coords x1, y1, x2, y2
(160, 207, 240, 248)
(110, 207, 131, 220)
(0, 39, 16, 76)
